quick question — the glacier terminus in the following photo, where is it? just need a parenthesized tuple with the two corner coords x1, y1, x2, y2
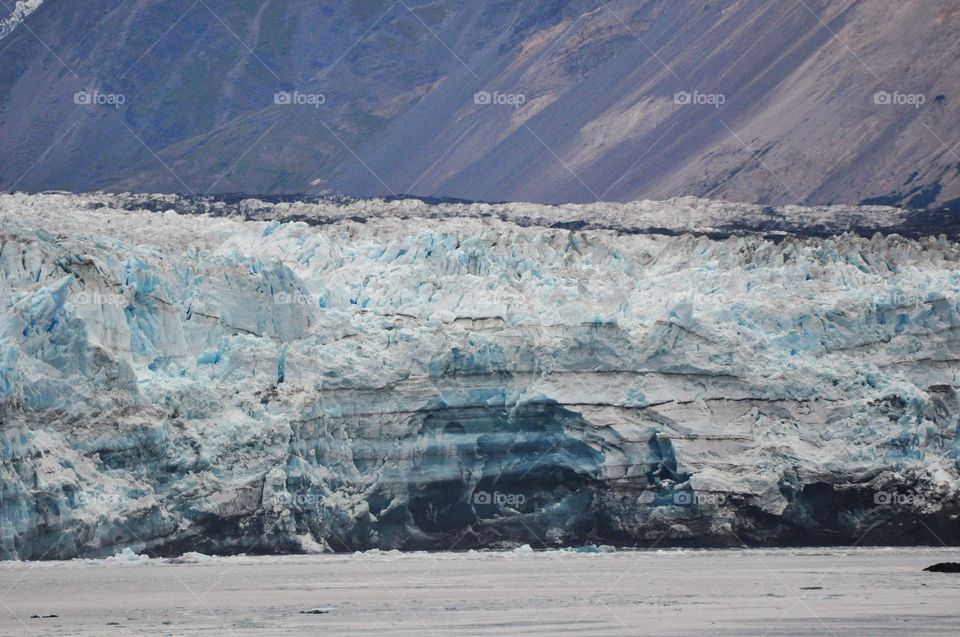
(1, 192, 959, 560)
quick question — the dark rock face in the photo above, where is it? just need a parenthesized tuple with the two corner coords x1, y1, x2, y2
(924, 563, 960, 572)
(0, 0, 958, 207)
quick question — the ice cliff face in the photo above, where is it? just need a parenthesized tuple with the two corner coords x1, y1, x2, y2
(1, 193, 959, 559)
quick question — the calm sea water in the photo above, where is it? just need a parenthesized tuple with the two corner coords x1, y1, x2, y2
(1, 547, 958, 635)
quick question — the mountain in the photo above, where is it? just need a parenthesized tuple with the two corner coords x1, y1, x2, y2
(0, 0, 958, 207)
(2, 192, 959, 558)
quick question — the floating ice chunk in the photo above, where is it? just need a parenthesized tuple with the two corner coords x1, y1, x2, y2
(106, 548, 150, 563)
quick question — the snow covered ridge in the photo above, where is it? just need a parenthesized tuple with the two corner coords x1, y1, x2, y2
(0, 0, 44, 41)
(1, 192, 959, 559)
(93, 191, 935, 239)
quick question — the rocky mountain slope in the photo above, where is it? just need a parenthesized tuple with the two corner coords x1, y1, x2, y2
(0, 0, 958, 207)
(1, 193, 959, 559)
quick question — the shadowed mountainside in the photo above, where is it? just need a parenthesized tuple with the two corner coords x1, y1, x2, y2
(0, 0, 958, 207)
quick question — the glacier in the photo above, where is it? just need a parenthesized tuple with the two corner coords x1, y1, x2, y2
(0, 0, 44, 41)
(1, 192, 959, 560)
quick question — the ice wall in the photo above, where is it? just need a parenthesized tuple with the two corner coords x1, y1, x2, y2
(1, 193, 958, 559)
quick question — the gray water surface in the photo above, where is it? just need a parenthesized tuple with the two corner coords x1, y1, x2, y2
(1, 547, 958, 636)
